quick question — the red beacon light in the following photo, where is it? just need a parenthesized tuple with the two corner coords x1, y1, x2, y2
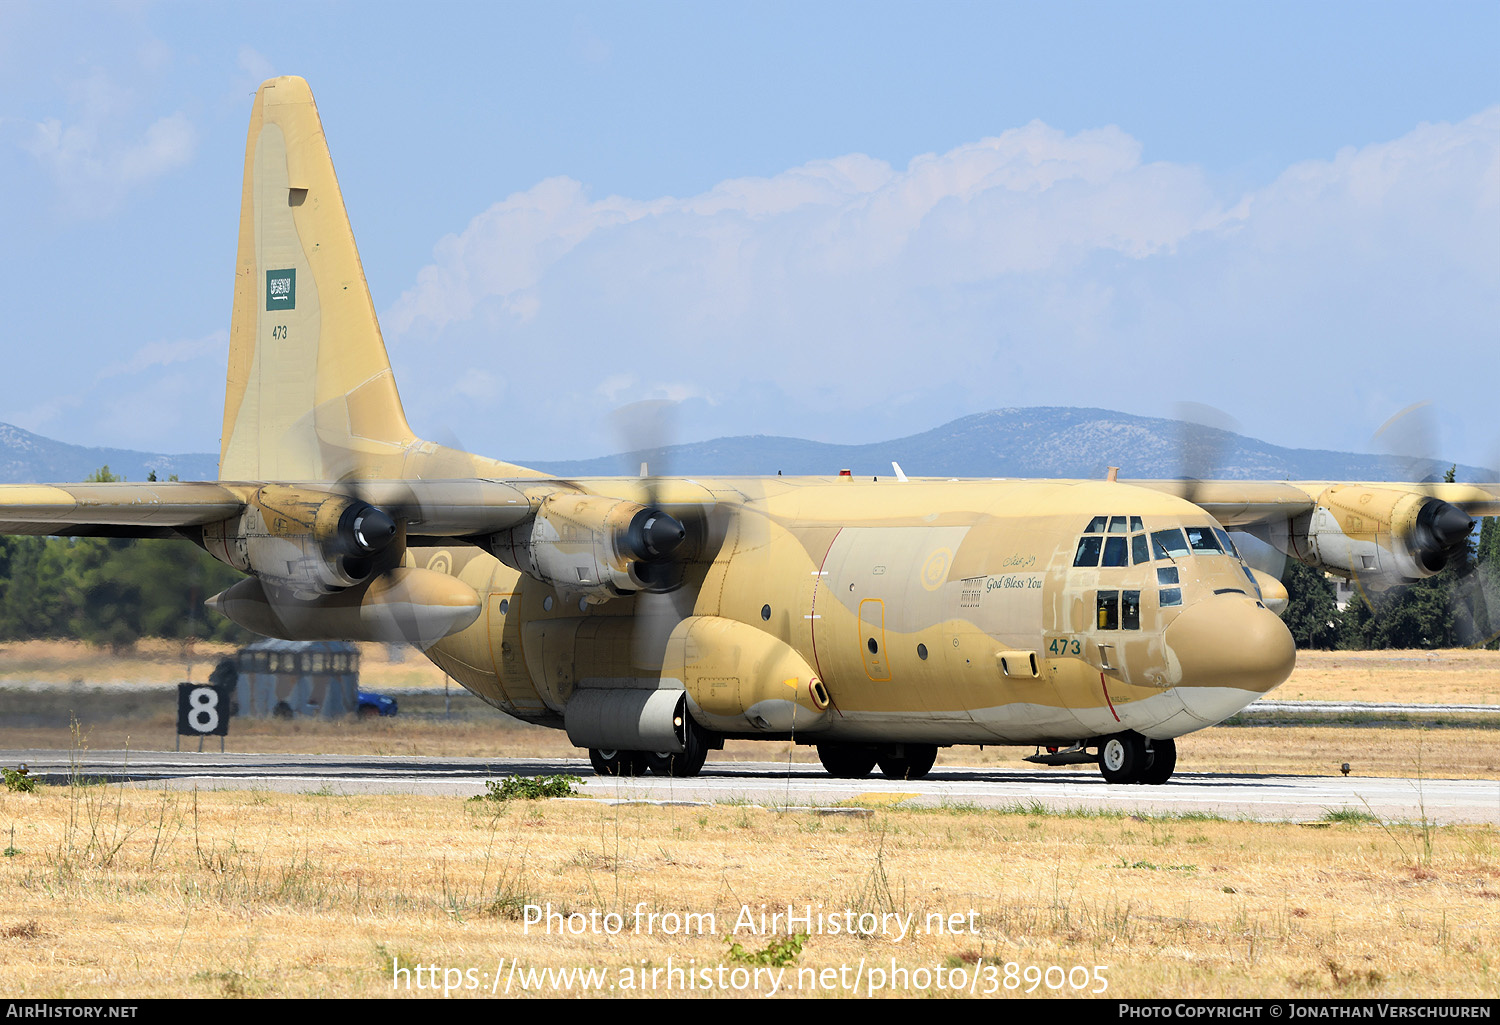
(838, 469, 852, 477)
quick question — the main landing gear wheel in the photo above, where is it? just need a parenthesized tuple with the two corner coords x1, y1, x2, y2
(589, 749, 649, 777)
(877, 744, 938, 781)
(1098, 732, 1175, 785)
(646, 718, 711, 778)
(817, 743, 878, 779)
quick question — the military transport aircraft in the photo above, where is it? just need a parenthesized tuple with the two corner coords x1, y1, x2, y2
(4, 78, 1497, 784)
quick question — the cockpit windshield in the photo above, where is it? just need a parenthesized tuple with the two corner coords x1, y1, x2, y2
(1075, 518, 1246, 567)
(1151, 528, 1190, 558)
(1184, 526, 1222, 554)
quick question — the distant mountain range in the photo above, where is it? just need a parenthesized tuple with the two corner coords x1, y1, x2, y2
(0, 424, 218, 484)
(520, 407, 1494, 483)
(0, 408, 1490, 485)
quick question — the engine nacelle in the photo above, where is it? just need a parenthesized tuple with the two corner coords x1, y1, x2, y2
(489, 492, 685, 604)
(202, 485, 398, 595)
(206, 568, 481, 647)
(1271, 485, 1474, 585)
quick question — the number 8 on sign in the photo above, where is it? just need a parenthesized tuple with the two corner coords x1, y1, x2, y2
(188, 687, 219, 733)
(177, 681, 232, 738)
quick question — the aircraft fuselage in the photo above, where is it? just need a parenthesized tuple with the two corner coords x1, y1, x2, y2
(418, 475, 1295, 749)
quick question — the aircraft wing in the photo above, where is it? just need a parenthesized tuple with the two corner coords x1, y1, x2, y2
(1129, 480, 1500, 526)
(0, 482, 250, 538)
(0, 479, 539, 539)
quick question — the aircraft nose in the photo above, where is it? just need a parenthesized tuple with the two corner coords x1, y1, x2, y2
(1164, 594, 1296, 725)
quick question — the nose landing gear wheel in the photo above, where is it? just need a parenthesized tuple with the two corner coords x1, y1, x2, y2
(1139, 737, 1176, 785)
(877, 744, 938, 780)
(1098, 732, 1149, 784)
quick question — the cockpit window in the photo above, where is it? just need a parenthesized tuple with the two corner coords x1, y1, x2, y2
(1129, 516, 1144, 532)
(1131, 534, 1150, 565)
(1186, 526, 1223, 554)
(1214, 527, 1240, 557)
(1152, 528, 1189, 558)
(1102, 536, 1129, 567)
(1085, 516, 1109, 533)
(1108, 516, 1129, 534)
(1073, 536, 1103, 567)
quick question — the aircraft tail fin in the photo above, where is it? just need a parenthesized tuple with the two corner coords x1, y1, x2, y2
(220, 77, 538, 482)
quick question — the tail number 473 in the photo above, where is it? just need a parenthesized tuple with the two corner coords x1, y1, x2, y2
(1047, 637, 1082, 656)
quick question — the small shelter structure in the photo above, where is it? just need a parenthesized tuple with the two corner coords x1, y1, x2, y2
(234, 639, 361, 719)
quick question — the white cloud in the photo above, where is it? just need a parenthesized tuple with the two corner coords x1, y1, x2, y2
(238, 46, 274, 84)
(21, 69, 196, 217)
(99, 331, 226, 379)
(385, 108, 1500, 464)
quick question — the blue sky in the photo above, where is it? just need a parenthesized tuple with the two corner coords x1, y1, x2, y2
(1, 1, 1497, 471)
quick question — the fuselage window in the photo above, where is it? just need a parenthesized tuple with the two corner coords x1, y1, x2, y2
(1085, 515, 1109, 533)
(1186, 526, 1223, 554)
(1102, 536, 1128, 567)
(1160, 587, 1183, 607)
(1129, 516, 1144, 532)
(1074, 536, 1103, 567)
(1158, 566, 1180, 585)
(1122, 590, 1141, 630)
(1152, 528, 1190, 558)
(1096, 590, 1120, 629)
(1131, 534, 1150, 565)
(1108, 516, 1129, 534)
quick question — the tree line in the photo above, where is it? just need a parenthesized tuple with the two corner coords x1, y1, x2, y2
(0, 467, 248, 649)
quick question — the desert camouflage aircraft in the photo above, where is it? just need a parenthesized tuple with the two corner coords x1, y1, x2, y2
(4, 78, 1497, 784)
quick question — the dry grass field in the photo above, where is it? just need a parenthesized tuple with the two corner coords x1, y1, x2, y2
(1280, 649, 1500, 706)
(0, 638, 443, 690)
(2, 642, 1497, 998)
(1, 779, 1496, 998)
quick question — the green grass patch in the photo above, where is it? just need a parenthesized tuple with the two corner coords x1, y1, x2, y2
(2, 766, 37, 793)
(1322, 807, 1380, 824)
(724, 931, 808, 967)
(471, 774, 584, 802)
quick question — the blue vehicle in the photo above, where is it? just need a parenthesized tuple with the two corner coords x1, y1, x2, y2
(357, 692, 399, 718)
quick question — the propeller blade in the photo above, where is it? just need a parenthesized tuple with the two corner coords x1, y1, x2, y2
(1372, 401, 1445, 484)
(1173, 402, 1239, 506)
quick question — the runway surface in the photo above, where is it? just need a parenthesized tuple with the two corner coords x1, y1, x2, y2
(5, 749, 1498, 824)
